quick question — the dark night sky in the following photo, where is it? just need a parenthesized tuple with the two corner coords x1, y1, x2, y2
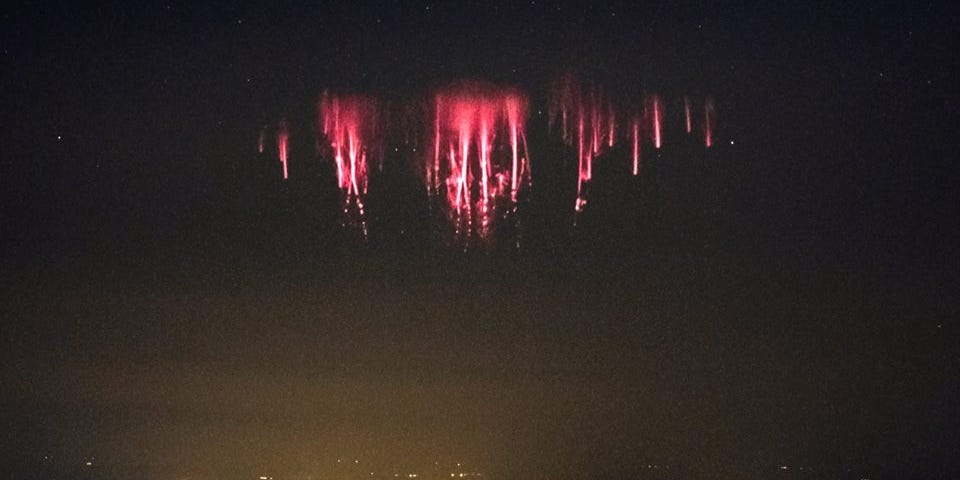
(1, 1, 958, 479)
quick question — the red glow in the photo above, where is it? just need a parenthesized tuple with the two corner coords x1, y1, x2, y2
(429, 96, 441, 193)
(548, 73, 576, 144)
(649, 94, 662, 149)
(607, 99, 616, 148)
(258, 78, 718, 242)
(505, 95, 524, 200)
(592, 91, 601, 155)
(277, 120, 289, 180)
(704, 95, 716, 148)
(318, 92, 379, 197)
(317, 92, 381, 237)
(428, 82, 531, 240)
(548, 74, 618, 214)
(631, 117, 641, 176)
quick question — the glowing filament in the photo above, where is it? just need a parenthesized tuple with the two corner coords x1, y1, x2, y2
(650, 94, 662, 149)
(277, 121, 289, 180)
(632, 118, 640, 176)
(427, 83, 532, 239)
(704, 96, 715, 148)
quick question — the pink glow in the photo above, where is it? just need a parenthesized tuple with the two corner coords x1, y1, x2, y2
(704, 95, 716, 148)
(431, 96, 441, 193)
(649, 94, 662, 149)
(591, 91, 600, 154)
(548, 73, 576, 144)
(576, 100, 589, 213)
(317, 92, 380, 237)
(428, 82, 531, 239)
(683, 96, 692, 134)
(632, 117, 641, 176)
(548, 74, 619, 214)
(579, 101, 591, 182)
(258, 127, 265, 154)
(607, 100, 616, 148)
(504, 94, 524, 200)
(277, 120, 289, 180)
(318, 92, 379, 197)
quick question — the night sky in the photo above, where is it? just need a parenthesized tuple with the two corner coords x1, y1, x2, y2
(1, 1, 958, 479)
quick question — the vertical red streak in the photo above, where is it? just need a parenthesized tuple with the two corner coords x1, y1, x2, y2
(317, 93, 379, 236)
(320, 95, 378, 195)
(561, 108, 568, 142)
(632, 118, 640, 176)
(607, 101, 616, 148)
(684, 96, 692, 134)
(447, 144, 460, 209)
(277, 121, 289, 180)
(427, 82, 531, 239)
(348, 127, 358, 196)
(591, 90, 600, 155)
(548, 75, 624, 215)
(704, 95, 715, 148)
(479, 115, 490, 206)
(652, 95, 662, 149)
(575, 98, 589, 213)
(505, 94, 523, 200)
(458, 113, 471, 210)
(578, 102, 587, 182)
(432, 96, 442, 192)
